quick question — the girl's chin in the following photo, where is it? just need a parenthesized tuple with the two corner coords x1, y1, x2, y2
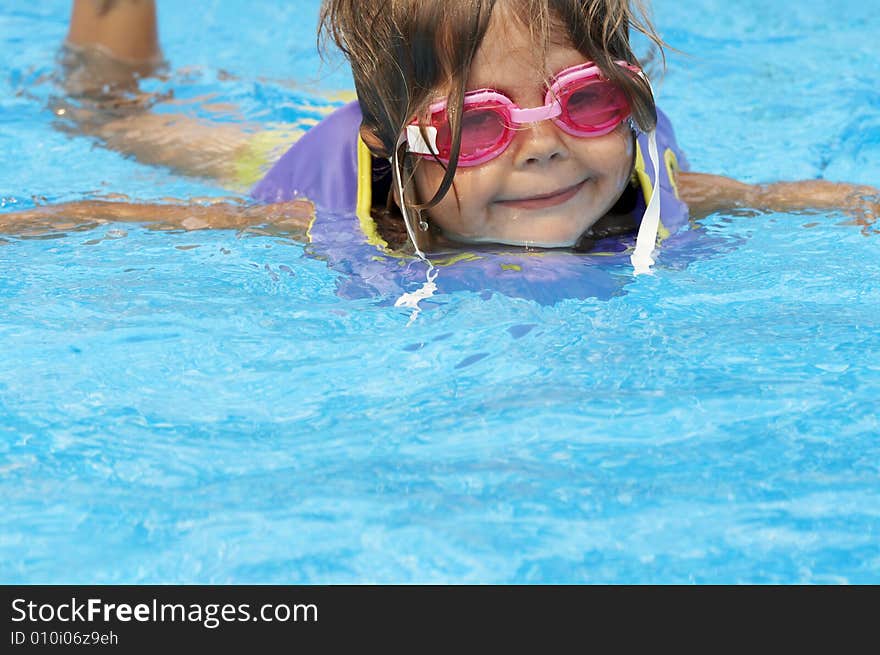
(431, 212, 598, 249)
(439, 230, 586, 249)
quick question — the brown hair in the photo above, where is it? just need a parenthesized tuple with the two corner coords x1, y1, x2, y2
(320, 0, 665, 213)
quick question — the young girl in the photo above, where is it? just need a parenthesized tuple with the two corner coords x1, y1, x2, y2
(4, 0, 878, 282)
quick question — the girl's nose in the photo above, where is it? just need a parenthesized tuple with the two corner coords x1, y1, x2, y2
(512, 120, 570, 168)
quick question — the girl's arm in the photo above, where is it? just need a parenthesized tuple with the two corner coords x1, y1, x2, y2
(678, 172, 880, 229)
(0, 200, 314, 236)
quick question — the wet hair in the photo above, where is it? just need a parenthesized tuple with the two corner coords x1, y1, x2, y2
(319, 0, 665, 213)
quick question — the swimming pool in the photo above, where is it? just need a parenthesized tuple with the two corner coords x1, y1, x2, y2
(1, 0, 878, 583)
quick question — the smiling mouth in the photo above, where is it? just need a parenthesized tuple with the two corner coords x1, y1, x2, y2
(496, 178, 589, 211)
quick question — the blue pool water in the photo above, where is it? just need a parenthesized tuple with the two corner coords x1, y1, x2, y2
(1, 1, 879, 583)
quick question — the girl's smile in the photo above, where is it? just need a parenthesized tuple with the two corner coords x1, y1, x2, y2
(495, 176, 590, 210)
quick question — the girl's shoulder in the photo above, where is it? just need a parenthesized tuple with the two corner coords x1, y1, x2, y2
(248, 102, 365, 213)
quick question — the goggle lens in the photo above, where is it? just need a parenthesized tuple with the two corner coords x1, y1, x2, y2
(561, 80, 630, 134)
(437, 104, 510, 163)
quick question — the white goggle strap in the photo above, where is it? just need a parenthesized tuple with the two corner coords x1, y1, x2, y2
(630, 73, 662, 275)
(390, 137, 438, 321)
(391, 137, 430, 261)
(630, 127, 661, 275)
(405, 125, 439, 156)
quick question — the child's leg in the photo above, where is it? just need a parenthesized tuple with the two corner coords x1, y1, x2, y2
(56, 0, 264, 187)
(67, 0, 160, 64)
(56, 1, 309, 189)
(61, 0, 164, 104)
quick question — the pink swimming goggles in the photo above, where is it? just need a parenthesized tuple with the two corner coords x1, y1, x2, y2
(406, 61, 641, 167)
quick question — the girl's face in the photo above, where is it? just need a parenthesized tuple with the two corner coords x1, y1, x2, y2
(411, 15, 635, 249)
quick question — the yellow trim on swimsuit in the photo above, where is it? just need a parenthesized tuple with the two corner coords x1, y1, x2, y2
(664, 148, 681, 200)
(232, 123, 304, 190)
(355, 136, 390, 250)
(632, 141, 671, 242)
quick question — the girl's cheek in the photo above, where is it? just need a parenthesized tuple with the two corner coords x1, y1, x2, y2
(412, 161, 440, 203)
(456, 161, 508, 200)
(611, 130, 636, 191)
